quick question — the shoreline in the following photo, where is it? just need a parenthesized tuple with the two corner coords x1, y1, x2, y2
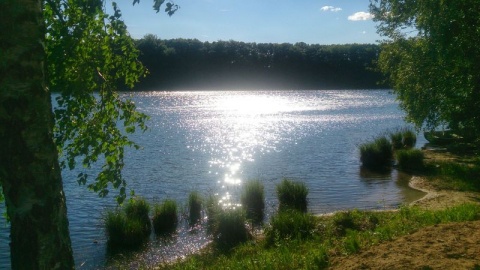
(318, 175, 479, 218)
(408, 175, 480, 210)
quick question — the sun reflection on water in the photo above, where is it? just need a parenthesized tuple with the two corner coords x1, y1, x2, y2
(199, 92, 315, 207)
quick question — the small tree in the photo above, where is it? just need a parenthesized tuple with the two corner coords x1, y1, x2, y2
(370, 0, 480, 141)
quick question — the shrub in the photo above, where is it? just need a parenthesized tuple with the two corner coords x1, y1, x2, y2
(265, 210, 316, 246)
(152, 199, 178, 235)
(214, 208, 250, 250)
(276, 179, 308, 213)
(359, 136, 393, 170)
(241, 179, 265, 225)
(396, 149, 425, 172)
(188, 191, 202, 226)
(124, 197, 151, 236)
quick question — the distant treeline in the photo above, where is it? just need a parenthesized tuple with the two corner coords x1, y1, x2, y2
(134, 34, 387, 90)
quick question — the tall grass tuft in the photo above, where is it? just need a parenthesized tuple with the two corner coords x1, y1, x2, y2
(241, 179, 265, 225)
(389, 130, 404, 150)
(396, 149, 425, 172)
(389, 128, 417, 150)
(402, 129, 417, 148)
(359, 136, 393, 170)
(188, 191, 202, 226)
(124, 196, 151, 236)
(105, 210, 127, 246)
(265, 210, 317, 246)
(214, 208, 250, 250)
(205, 194, 222, 235)
(276, 179, 308, 213)
(152, 199, 178, 235)
(104, 196, 151, 248)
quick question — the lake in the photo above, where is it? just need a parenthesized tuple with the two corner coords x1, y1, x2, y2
(0, 90, 426, 269)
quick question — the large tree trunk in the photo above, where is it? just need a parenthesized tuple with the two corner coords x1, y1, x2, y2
(0, 0, 75, 269)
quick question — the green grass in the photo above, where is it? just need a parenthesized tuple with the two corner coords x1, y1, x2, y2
(188, 191, 202, 226)
(161, 203, 480, 269)
(264, 210, 317, 246)
(426, 160, 480, 192)
(241, 179, 265, 225)
(396, 149, 425, 172)
(276, 179, 308, 213)
(152, 199, 178, 235)
(359, 136, 393, 170)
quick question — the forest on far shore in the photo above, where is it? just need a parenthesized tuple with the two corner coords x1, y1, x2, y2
(133, 34, 388, 90)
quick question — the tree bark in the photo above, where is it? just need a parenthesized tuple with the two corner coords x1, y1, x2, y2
(0, 0, 75, 269)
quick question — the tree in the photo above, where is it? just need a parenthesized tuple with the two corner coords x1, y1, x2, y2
(370, 0, 480, 141)
(0, 0, 177, 268)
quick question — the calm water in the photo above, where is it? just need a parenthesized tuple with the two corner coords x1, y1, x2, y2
(0, 90, 426, 269)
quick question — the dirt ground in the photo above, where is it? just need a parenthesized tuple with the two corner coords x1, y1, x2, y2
(329, 150, 480, 270)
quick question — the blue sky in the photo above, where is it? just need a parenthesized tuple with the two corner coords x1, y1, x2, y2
(118, 0, 380, 44)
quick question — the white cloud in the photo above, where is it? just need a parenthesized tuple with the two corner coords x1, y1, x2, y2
(348, 12, 374, 21)
(320, 6, 342, 12)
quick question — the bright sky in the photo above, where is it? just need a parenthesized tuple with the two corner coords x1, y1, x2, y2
(117, 0, 380, 45)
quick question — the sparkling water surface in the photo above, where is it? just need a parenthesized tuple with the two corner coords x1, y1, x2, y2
(0, 90, 426, 269)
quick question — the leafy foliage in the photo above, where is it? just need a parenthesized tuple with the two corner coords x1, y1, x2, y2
(370, 0, 480, 141)
(43, 0, 175, 204)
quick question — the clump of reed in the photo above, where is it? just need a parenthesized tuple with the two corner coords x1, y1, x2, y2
(276, 178, 308, 213)
(264, 209, 316, 246)
(389, 128, 417, 150)
(104, 196, 151, 248)
(152, 199, 178, 235)
(240, 179, 265, 225)
(188, 191, 202, 226)
(213, 208, 250, 250)
(205, 194, 222, 235)
(359, 136, 393, 170)
(124, 197, 151, 235)
(396, 149, 425, 172)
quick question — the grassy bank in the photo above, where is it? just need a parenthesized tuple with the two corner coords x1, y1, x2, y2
(153, 148, 480, 269)
(159, 203, 480, 269)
